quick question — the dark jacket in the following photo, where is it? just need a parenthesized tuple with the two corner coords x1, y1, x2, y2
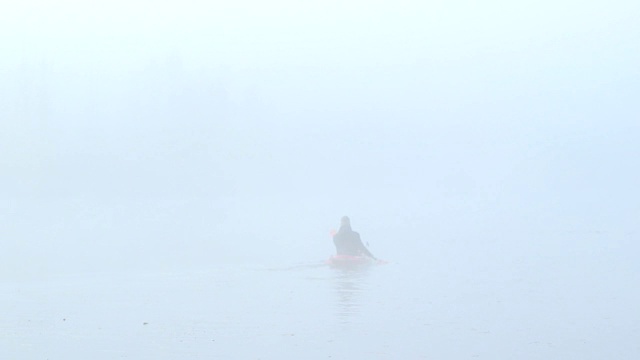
(333, 225, 375, 258)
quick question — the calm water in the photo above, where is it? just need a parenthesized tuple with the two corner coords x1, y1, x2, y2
(2, 239, 639, 359)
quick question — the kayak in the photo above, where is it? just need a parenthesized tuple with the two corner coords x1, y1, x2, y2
(326, 255, 377, 267)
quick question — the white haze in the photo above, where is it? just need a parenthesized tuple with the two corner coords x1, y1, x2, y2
(1, 0, 639, 357)
(3, 0, 638, 273)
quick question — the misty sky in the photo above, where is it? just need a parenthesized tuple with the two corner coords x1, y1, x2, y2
(1, 0, 639, 274)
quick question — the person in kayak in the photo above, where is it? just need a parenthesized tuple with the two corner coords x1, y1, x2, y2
(332, 216, 377, 259)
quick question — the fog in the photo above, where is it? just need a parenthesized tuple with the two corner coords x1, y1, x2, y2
(2, 0, 639, 358)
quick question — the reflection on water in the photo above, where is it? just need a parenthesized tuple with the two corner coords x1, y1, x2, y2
(331, 266, 371, 323)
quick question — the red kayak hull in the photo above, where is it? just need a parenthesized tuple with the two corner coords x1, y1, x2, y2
(326, 255, 376, 267)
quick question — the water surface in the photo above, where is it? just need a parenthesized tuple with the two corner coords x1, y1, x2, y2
(2, 241, 638, 359)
